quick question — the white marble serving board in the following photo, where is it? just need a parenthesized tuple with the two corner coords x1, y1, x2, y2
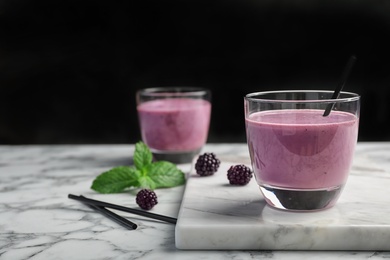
(175, 156, 390, 250)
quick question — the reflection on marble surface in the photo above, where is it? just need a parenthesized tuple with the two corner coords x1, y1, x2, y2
(0, 143, 390, 259)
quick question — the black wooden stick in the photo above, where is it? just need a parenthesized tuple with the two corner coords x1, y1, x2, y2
(68, 194, 177, 224)
(80, 196, 137, 230)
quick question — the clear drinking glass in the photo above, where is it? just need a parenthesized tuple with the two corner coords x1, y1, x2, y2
(244, 90, 360, 211)
(136, 87, 211, 164)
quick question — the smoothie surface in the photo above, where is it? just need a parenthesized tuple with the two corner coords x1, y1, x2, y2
(247, 109, 357, 125)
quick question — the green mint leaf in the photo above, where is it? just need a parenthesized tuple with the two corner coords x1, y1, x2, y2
(91, 166, 141, 194)
(133, 141, 153, 170)
(137, 175, 157, 190)
(145, 161, 186, 189)
(91, 142, 186, 194)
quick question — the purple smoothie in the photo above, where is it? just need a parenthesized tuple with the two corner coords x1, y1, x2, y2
(245, 109, 359, 191)
(137, 98, 211, 152)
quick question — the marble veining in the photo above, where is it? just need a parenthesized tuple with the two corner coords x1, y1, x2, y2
(0, 143, 389, 259)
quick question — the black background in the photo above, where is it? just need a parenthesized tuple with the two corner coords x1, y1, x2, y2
(1, 0, 390, 144)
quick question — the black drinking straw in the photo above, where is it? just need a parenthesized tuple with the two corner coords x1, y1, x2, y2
(80, 195, 138, 230)
(323, 55, 357, 117)
(68, 194, 177, 224)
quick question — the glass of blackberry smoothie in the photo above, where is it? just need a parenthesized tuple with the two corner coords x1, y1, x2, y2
(136, 87, 211, 164)
(245, 90, 360, 211)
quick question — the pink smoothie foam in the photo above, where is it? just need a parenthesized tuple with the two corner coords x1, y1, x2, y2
(245, 109, 359, 190)
(137, 98, 211, 152)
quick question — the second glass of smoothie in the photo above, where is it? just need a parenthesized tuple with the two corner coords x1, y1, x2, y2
(136, 87, 211, 164)
(244, 90, 360, 211)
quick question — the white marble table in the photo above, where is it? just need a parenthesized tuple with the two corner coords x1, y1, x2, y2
(1, 143, 390, 259)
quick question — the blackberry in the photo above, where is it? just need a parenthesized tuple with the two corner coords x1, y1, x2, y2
(227, 165, 253, 185)
(195, 152, 220, 176)
(136, 189, 158, 210)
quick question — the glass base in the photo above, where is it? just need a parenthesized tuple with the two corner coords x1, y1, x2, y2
(152, 148, 201, 164)
(259, 184, 344, 211)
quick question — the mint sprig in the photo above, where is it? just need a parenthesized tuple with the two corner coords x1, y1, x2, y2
(91, 141, 185, 193)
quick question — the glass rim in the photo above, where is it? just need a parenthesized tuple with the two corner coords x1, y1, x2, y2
(137, 87, 209, 97)
(245, 90, 360, 103)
